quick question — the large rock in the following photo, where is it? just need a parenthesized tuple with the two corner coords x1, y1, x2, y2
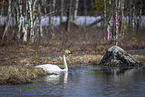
(99, 45, 142, 67)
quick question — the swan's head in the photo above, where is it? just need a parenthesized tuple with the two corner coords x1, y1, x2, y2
(64, 50, 72, 54)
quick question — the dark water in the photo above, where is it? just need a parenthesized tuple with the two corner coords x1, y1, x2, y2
(0, 65, 145, 97)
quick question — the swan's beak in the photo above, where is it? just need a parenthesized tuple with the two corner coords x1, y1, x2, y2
(68, 51, 72, 54)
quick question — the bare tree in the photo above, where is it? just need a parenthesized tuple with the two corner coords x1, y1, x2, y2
(121, 0, 125, 35)
(16, 0, 23, 39)
(23, 1, 29, 42)
(104, 0, 106, 27)
(28, 0, 34, 43)
(132, 0, 136, 31)
(137, 0, 143, 31)
(107, 0, 112, 40)
(115, 0, 119, 46)
(60, 0, 64, 23)
(66, 0, 72, 32)
(2, 0, 12, 40)
(74, 0, 79, 21)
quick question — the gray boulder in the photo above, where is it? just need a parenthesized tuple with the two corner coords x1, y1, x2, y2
(99, 46, 142, 67)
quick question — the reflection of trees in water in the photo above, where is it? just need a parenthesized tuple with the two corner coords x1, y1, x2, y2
(101, 66, 142, 82)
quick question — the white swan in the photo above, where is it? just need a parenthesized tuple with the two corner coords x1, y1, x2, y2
(35, 50, 72, 74)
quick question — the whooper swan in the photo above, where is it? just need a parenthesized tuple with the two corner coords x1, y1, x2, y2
(35, 50, 72, 74)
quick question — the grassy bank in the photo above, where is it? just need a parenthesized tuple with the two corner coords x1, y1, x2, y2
(0, 65, 48, 84)
(0, 54, 103, 84)
(0, 53, 145, 85)
(18, 54, 103, 66)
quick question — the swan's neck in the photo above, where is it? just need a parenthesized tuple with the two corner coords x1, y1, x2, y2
(63, 54, 68, 71)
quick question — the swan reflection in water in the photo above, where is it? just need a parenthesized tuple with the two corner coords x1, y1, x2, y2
(43, 71, 68, 85)
(35, 50, 71, 86)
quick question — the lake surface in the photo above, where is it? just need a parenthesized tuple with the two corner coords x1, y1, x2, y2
(0, 65, 145, 97)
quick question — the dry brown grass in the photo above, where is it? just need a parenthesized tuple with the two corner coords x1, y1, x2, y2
(0, 54, 103, 84)
(133, 55, 145, 63)
(0, 24, 145, 84)
(0, 65, 49, 84)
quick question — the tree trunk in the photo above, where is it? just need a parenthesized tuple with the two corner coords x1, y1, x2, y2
(0, 0, 4, 29)
(137, 0, 143, 31)
(28, 0, 35, 43)
(23, 0, 29, 42)
(129, 0, 133, 29)
(121, 0, 125, 35)
(132, 0, 136, 31)
(66, 0, 72, 32)
(60, 0, 64, 23)
(104, 0, 106, 27)
(52, 0, 56, 25)
(107, 0, 112, 40)
(2, 0, 12, 40)
(115, 0, 119, 46)
(74, 0, 79, 21)
(49, 0, 52, 25)
(17, 0, 23, 39)
(38, 1, 43, 37)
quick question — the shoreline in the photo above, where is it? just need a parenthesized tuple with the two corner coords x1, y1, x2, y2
(0, 44, 145, 84)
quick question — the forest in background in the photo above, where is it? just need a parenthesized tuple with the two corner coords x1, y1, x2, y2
(0, 0, 145, 52)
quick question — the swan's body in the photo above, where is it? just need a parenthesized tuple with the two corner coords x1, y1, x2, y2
(35, 50, 71, 74)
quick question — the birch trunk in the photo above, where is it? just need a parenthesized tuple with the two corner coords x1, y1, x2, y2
(52, 0, 56, 25)
(118, 0, 121, 34)
(23, 1, 29, 42)
(17, 0, 23, 39)
(121, 0, 125, 35)
(28, 0, 34, 43)
(129, 0, 132, 29)
(104, 0, 106, 27)
(132, 0, 135, 31)
(49, 0, 52, 25)
(38, 1, 43, 37)
(43, 1, 48, 35)
(0, 0, 4, 27)
(115, 0, 119, 46)
(23, 24, 28, 42)
(137, 0, 143, 31)
(107, 0, 112, 40)
(66, 0, 72, 32)
(2, 0, 12, 40)
(84, 0, 87, 25)
(60, 0, 64, 23)
(74, 0, 79, 21)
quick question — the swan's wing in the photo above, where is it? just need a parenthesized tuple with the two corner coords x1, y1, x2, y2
(35, 64, 62, 73)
